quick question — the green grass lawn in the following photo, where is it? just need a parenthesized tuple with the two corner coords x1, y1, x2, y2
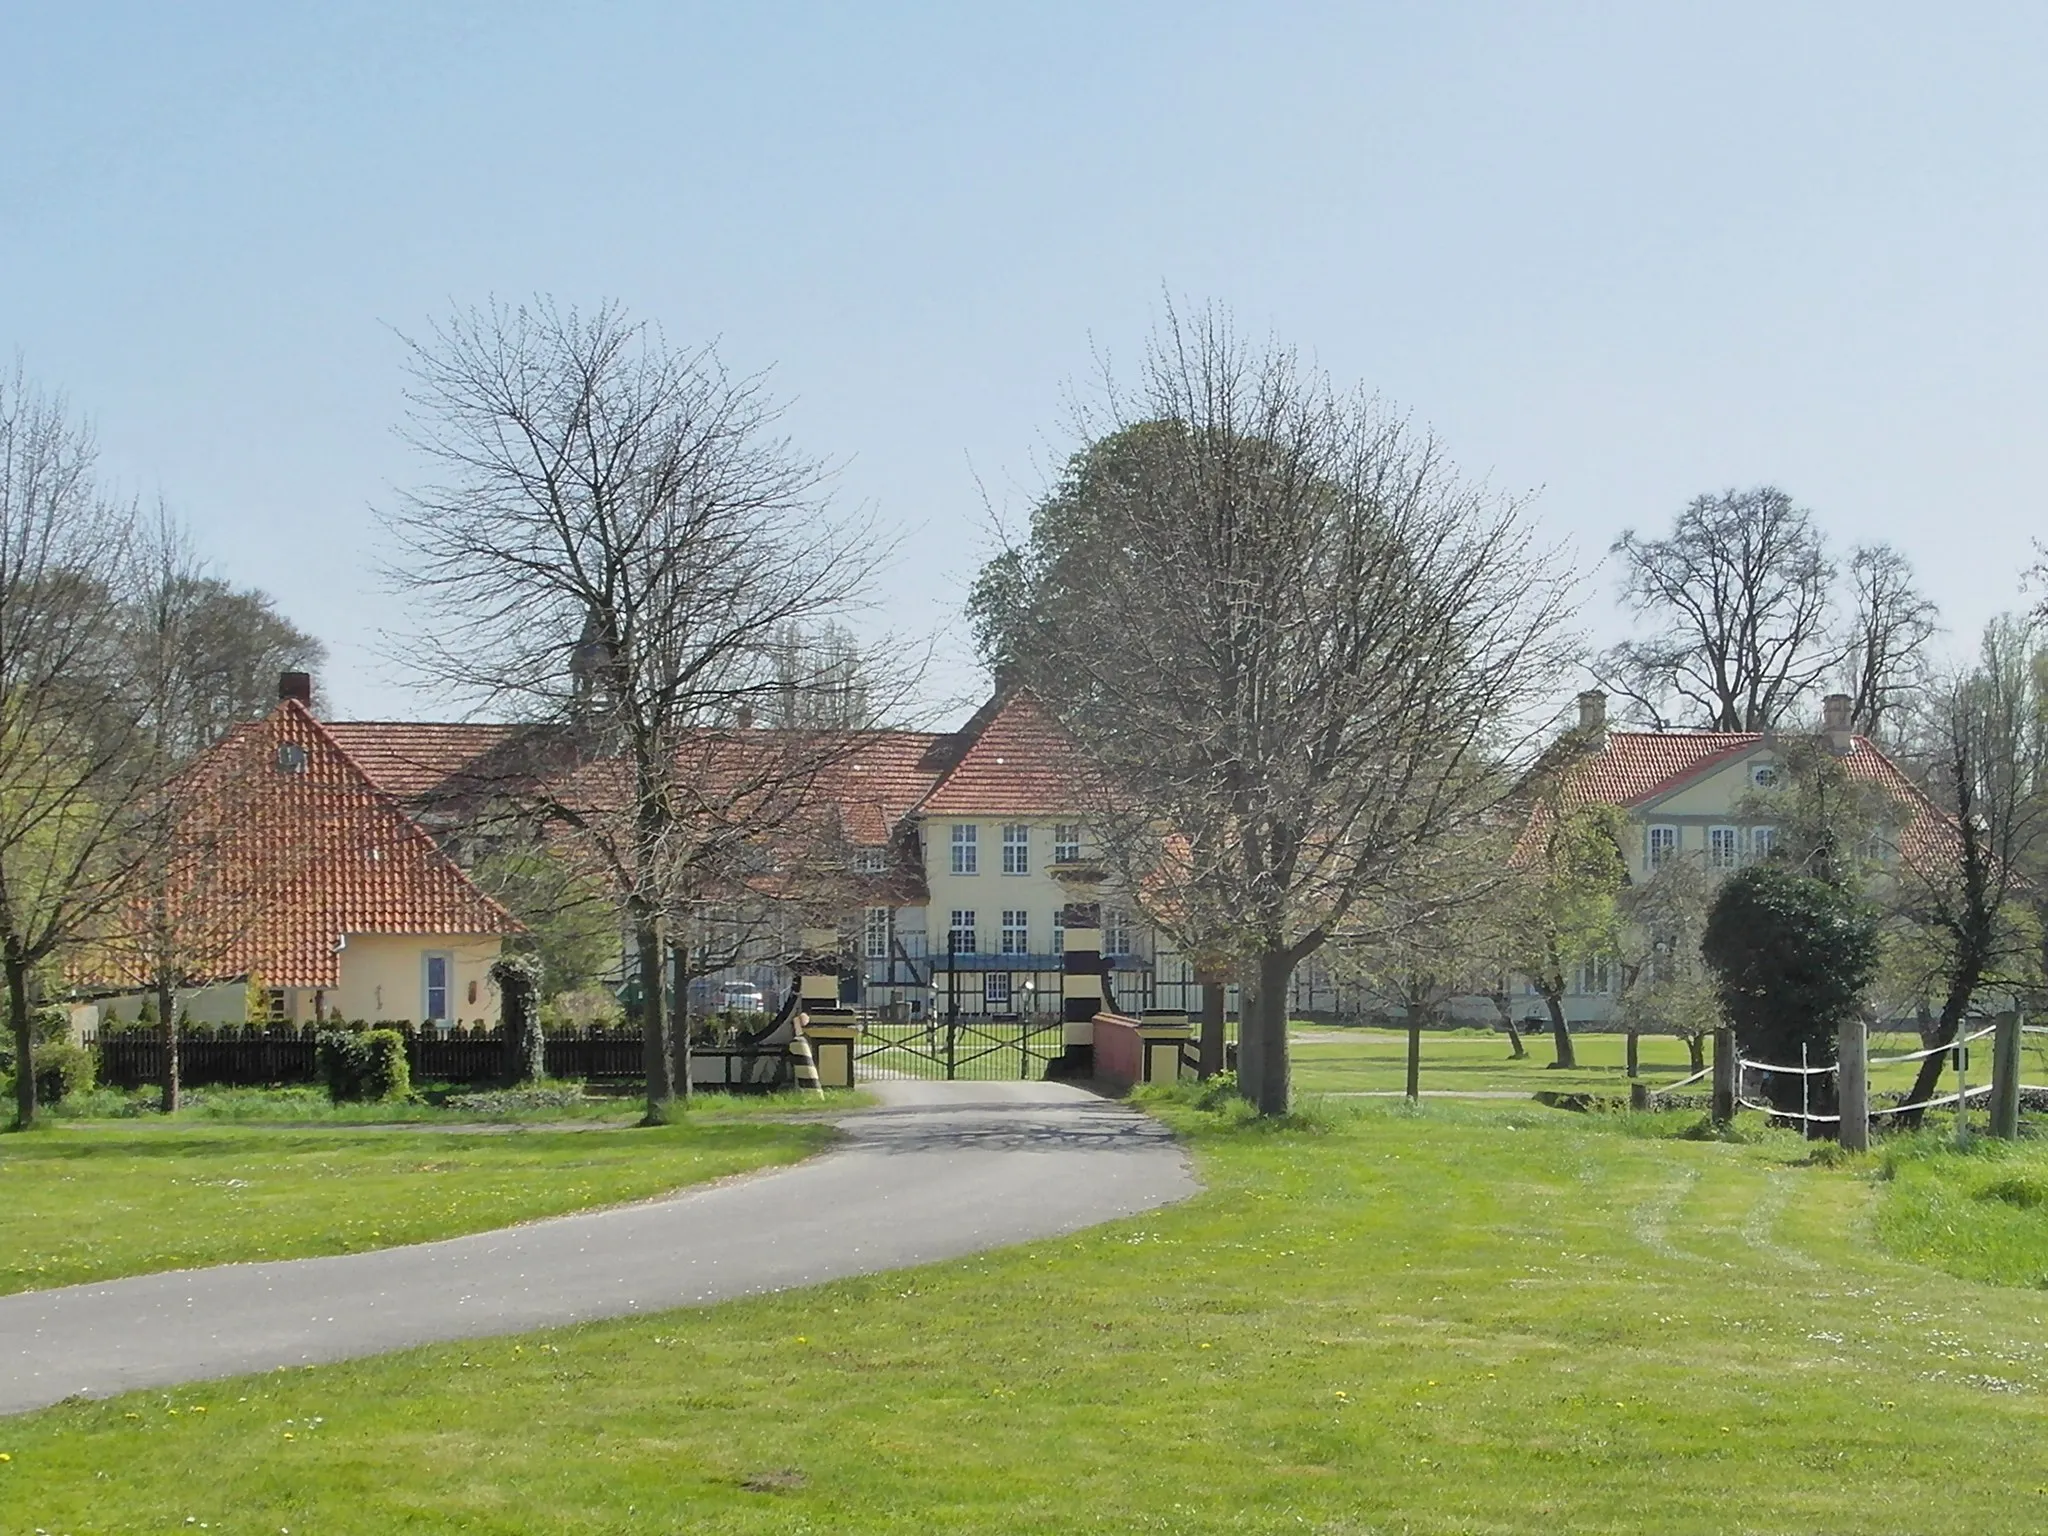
(0, 1115, 833, 1295)
(1286, 1023, 2041, 1100)
(6, 1094, 2048, 1533)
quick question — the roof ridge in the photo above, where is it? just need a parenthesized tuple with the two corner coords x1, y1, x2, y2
(278, 701, 522, 933)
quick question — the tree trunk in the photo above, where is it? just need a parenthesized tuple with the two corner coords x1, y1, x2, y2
(1492, 991, 1526, 1059)
(634, 906, 675, 1122)
(669, 943, 693, 1108)
(157, 976, 179, 1115)
(1686, 1033, 1705, 1073)
(1241, 948, 1293, 1116)
(1543, 989, 1577, 1070)
(1196, 968, 1226, 1079)
(1405, 1000, 1423, 1103)
(1898, 938, 1991, 1128)
(8, 945, 36, 1127)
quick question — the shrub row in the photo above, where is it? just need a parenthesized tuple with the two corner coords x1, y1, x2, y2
(316, 1029, 410, 1102)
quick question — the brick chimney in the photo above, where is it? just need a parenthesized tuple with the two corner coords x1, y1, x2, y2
(1576, 689, 1608, 739)
(1822, 692, 1853, 754)
(278, 671, 313, 709)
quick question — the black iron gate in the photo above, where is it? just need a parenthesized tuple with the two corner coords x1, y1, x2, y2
(854, 1013, 1066, 1081)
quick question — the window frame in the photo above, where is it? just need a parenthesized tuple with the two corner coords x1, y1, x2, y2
(1647, 824, 1680, 868)
(1000, 908, 1029, 955)
(947, 909, 977, 956)
(863, 906, 893, 961)
(1707, 824, 1740, 871)
(983, 972, 1013, 1008)
(1053, 824, 1082, 863)
(950, 823, 978, 875)
(1001, 823, 1030, 875)
(423, 951, 454, 1023)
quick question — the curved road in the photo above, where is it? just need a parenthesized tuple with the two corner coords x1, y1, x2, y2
(0, 1080, 1194, 1417)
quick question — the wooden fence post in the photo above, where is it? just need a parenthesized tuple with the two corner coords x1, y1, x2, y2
(1712, 1026, 1736, 1126)
(1990, 1010, 2022, 1140)
(1405, 1011, 1422, 1104)
(1625, 1030, 1640, 1079)
(1838, 1014, 1869, 1152)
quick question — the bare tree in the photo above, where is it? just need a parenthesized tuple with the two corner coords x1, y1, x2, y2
(1889, 617, 2048, 1122)
(383, 299, 899, 1120)
(992, 306, 1578, 1114)
(1604, 488, 1836, 731)
(122, 511, 326, 1110)
(1839, 543, 1939, 740)
(0, 366, 153, 1125)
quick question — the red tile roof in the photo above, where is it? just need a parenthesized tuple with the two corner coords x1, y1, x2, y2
(1535, 728, 1954, 864)
(319, 722, 518, 800)
(915, 690, 1101, 817)
(89, 702, 520, 992)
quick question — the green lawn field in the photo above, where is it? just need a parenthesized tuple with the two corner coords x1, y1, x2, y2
(1285, 1023, 2038, 1100)
(0, 1116, 832, 1295)
(5, 1094, 2046, 1533)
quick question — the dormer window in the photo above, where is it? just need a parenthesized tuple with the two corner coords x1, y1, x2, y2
(275, 743, 308, 774)
(852, 848, 886, 875)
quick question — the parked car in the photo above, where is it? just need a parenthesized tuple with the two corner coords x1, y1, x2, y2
(715, 981, 766, 1013)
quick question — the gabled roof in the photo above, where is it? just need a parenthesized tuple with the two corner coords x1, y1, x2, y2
(1532, 727, 1954, 865)
(914, 689, 1100, 818)
(88, 701, 521, 992)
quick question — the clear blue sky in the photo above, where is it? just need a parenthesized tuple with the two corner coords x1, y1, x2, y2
(5, 2, 2043, 722)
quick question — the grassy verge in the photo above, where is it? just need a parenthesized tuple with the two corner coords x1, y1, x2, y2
(6, 1094, 2048, 1531)
(0, 1117, 832, 1295)
(1873, 1131, 2048, 1287)
(1286, 1023, 2040, 1098)
(37, 1081, 870, 1124)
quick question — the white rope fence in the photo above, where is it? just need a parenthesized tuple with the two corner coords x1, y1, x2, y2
(1733, 1021, 2020, 1133)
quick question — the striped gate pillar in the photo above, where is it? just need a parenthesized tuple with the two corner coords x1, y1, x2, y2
(793, 926, 858, 1091)
(1052, 901, 1106, 1079)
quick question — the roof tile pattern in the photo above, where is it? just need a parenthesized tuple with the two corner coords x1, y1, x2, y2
(1542, 728, 1954, 864)
(319, 722, 517, 801)
(96, 702, 520, 991)
(916, 690, 1100, 817)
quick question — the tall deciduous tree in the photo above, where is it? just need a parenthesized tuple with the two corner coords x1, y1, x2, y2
(0, 367, 153, 1126)
(1604, 487, 1837, 731)
(981, 307, 1577, 1115)
(1506, 801, 1627, 1071)
(384, 299, 899, 1121)
(1889, 617, 2048, 1123)
(1838, 543, 1939, 741)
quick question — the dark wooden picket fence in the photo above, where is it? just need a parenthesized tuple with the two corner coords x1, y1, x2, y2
(89, 1026, 656, 1090)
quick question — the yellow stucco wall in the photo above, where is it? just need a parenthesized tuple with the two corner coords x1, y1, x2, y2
(331, 933, 504, 1026)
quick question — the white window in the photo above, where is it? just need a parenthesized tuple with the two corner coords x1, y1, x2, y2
(950, 824, 978, 875)
(1104, 908, 1134, 956)
(1574, 956, 1612, 995)
(1052, 910, 1065, 955)
(1000, 909, 1028, 954)
(948, 909, 977, 955)
(864, 906, 892, 960)
(984, 972, 1012, 1007)
(1750, 826, 1778, 861)
(1708, 825, 1740, 870)
(423, 952, 452, 1022)
(853, 847, 886, 875)
(1647, 825, 1679, 868)
(1750, 762, 1780, 789)
(1054, 824, 1082, 863)
(1002, 824, 1029, 874)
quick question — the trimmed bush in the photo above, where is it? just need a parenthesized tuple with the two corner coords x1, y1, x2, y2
(33, 1039, 96, 1104)
(317, 1028, 412, 1102)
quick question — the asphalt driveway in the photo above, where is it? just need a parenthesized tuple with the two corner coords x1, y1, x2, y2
(0, 1079, 1195, 1416)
